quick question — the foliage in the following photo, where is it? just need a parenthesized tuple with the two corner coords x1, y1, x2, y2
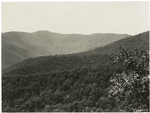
(108, 47, 149, 111)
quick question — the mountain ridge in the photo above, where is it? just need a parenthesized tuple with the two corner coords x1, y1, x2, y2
(3, 31, 148, 75)
(2, 31, 130, 69)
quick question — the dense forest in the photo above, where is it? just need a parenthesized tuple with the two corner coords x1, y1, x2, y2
(2, 31, 149, 112)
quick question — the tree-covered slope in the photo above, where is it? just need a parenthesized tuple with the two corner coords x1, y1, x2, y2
(2, 62, 123, 112)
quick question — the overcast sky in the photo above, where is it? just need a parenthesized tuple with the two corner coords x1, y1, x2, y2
(1, 2, 149, 35)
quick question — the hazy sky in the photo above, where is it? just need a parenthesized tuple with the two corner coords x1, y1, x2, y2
(1, 2, 149, 35)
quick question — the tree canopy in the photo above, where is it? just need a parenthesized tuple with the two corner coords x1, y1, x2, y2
(108, 47, 149, 111)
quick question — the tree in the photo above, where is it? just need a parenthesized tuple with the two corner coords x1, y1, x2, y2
(108, 47, 149, 111)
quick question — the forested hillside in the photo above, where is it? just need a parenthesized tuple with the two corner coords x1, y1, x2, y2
(2, 31, 149, 112)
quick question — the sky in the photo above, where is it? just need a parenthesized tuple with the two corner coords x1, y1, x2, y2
(1, 2, 149, 35)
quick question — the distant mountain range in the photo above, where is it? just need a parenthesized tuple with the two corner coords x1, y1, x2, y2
(3, 31, 149, 75)
(2, 31, 130, 69)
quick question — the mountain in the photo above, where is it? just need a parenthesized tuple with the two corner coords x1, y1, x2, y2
(2, 31, 129, 69)
(2, 31, 149, 112)
(3, 31, 148, 75)
(80, 31, 149, 55)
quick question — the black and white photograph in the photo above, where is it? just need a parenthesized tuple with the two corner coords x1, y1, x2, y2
(1, 1, 149, 112)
